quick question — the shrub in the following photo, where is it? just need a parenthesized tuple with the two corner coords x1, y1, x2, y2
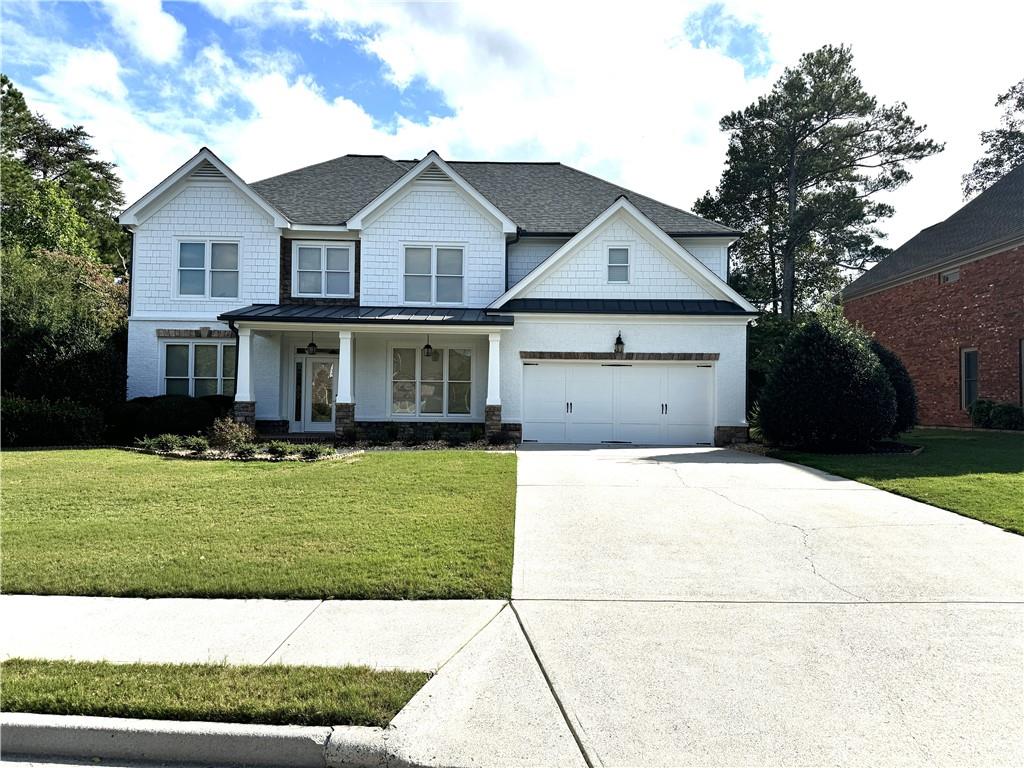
(757, 312, 896, 449)
(263, 440, 297, 457)
(106, 395, 234, 443)
(150, 434, 183, 452)
(207, 416, 257, 451)
(988, 402, 1024, 430)
(181, 435, 210, 454)
(299, 442, 333, 460)
(747, 314, 806, 414)
(0, 396, 104, 447)
(233, 442, 259, 458)
(870, 340, 919, 436)
(969, 399, 997, 428)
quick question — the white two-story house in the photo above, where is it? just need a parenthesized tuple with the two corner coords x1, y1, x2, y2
(119, 148, 756, 445)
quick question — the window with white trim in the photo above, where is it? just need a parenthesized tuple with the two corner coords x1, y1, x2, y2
(177, 240, 239, 298)
(607, 246, 630, 283)
(961, 348, 978, 410)
(391, 347, 472, 416)
(293, 242, 353, 297)
(164, 342, 236, 397)
(403, 245, 464, 304)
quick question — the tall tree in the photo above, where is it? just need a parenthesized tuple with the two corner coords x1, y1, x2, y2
(1, 74, 129, 268)
(962, 78, 1024, 198)
(694, 45, 943, 318)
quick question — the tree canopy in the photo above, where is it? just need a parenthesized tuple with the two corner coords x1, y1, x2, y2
(694, 45, 943, 318)
(962, 77, 1024, 199)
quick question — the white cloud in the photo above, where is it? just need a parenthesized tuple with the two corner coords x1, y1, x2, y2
(98, 0, 186, 64)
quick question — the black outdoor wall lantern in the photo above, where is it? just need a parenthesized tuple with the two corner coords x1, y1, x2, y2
(614, 331, 625, 355)
(306, 331, 318, 356)
(423, 335, 434, 357)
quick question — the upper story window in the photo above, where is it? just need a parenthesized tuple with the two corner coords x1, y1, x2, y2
(164, 341, 236, 397)
(404, 245, 464, 305)
(293, 242, 354, 298)
(939, 268, 960, 284)
(607, 246, 630, 283)
(177, 240, 239, 298)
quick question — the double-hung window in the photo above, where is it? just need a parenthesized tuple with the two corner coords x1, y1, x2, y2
(403, 245, 464, 304)
(391, 347, 472, 416)
(164, 342, 236, 397)
(608, 246, 630, 283)
(961, 348, 979, 410)
(177, 240, 239, 298)
(293, 243, 353, 297)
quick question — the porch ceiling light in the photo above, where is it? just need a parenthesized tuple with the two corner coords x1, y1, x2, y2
(423, 335, 433, 358)
(614, 331, 625, 355)
(306, 331, 318, 356)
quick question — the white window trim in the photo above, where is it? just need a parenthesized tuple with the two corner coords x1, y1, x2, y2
(960, 347, 979, 411)
(160, 340, 236, 396)
(401, 243, 467, 306)
(291, 241, 355, 298)
(606, 243, 631, 284)
(387, 342, 475, 420)
(174, 238, 242, 300)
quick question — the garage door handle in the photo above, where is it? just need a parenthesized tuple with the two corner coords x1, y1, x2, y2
(569, 402, 573, 414)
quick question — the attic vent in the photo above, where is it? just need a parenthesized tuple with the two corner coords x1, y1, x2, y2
(190, 160, 226, 180)
(416, 164, 450, 183)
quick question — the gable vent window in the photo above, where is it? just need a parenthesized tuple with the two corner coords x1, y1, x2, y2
(608, 246, 630, 283)
(939, 268, 960, 284)
(189, 160, 226, 180)
(404, 245, 464, 305)
(292, 242, 353, 298)
(416, 165, 449, 182)
(177, 240, 239, 298)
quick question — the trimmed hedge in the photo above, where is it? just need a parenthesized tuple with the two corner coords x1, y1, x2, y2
(758, 313, 896, 449)
(106, 395, 234, 443)
(971, 399, 1024, 430)
(870, 340, 918, 436)
(1, 396, 104, 447)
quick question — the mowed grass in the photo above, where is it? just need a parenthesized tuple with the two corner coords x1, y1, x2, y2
(775, 429, 1024, 534)
(1, 449, 516, 598)
(1, 658, 428, 727)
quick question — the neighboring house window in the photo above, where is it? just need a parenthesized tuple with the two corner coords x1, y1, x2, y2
(177, 240, 239, 298)
(403, 245, 464, 304)
(939, 268, 960, 284)
(390, 347, 472, 416)
(961, 348, 978, 410)
(608, 246, 629, 283)
(164, 342, 236, 397)
(293, 242, 353, 297)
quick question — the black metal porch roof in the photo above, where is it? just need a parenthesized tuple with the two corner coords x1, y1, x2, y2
(219, 303, 515, 326)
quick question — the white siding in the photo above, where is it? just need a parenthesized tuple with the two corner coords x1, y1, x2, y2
(507, 238, 567, 287)
(522, 215, 713, 300)
(130, 182, 279, 318)
(499, 316, 748, 427)
(676, 238, 730, 282)
(359, 183, 506, 307)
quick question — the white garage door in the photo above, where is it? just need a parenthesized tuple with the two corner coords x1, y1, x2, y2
(522, 362, 714, 445)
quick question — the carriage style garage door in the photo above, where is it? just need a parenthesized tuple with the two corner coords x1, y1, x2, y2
(522, 361, 714, 445)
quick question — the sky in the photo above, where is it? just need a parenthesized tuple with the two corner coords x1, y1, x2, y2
(2, 0, 1021, 248)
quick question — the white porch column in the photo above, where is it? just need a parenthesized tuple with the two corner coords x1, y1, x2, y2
(486, 332, 501, 406)
(234, 327, 253, 402)
(336, 329, 354, 404)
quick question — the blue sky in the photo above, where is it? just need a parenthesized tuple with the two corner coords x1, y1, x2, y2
(2, 1, 1020, 245)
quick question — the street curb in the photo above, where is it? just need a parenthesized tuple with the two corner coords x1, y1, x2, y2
(1, 712, 394, 767)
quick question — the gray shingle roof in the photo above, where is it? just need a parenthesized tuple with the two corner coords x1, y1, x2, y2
(844, 163, 1024, 298)
(250, 154, 737, 235)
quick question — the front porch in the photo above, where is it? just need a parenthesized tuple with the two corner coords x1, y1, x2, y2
(223, 305, 512, 443)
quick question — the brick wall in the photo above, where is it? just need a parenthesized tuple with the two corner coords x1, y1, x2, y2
(279, 237, 361, 305)
(844, 245, 1024, 426)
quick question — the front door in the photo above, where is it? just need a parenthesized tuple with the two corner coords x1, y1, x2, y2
(304, 357, 336, 432)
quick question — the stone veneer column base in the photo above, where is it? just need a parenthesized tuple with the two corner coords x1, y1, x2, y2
(714, 426, 749, 447)
(232, 401, 255, 427)
(335, 403, 356, 442)
(484, 405, 502, 437)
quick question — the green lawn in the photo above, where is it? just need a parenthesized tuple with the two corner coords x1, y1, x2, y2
(1, 658, 428, 727)
(1, 449, 516, 599)
(775, 429, 1024, 534)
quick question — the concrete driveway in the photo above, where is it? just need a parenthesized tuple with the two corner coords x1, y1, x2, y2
(513, 446, 1024, 767)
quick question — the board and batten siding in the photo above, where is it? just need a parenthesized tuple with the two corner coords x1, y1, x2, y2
(358, 182, 506, 307)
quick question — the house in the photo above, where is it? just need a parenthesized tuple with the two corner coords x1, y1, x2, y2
(119, 148, 756, 445)
(843, 163, 1024, 426)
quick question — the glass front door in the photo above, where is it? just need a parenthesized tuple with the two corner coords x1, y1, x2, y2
(305, 358, 336, 431)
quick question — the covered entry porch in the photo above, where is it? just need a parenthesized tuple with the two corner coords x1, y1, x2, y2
(219, 304, 513, 440)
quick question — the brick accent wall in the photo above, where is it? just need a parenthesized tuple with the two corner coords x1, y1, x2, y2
(233, 401, 256, 426)
(279, 237, 361, 306)
(844, 245, 1024, 426)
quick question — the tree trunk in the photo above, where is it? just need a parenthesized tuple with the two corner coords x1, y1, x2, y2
(768, 187, 779, 314)
(782, 142, 798, 320)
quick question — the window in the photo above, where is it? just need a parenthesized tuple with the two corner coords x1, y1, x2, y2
(403, 245, 464, 304)
(293, 242, 353, 297)
(391, 347, 472, 416)
(608, 246, 629, 283)
(177, 240, 239, 298)
(961, 348, 978, 410)
(164, 342, 236, 396)
(939, 268, 960, 284)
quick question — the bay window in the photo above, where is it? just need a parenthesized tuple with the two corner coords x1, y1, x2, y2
(177, 240, 239, 298)
(403, 245, 464, 304)
(293, 242, 353, 297)
(164, 342, 236, 397)
(391, 347, 472, 417)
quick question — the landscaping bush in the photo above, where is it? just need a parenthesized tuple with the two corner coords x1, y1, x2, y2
(299, 442, 333, 460)
(106, 395, 234, 443)
(757, 312, 896, 449)
(746, 314, 806, 414)
(870, 340, 918, 436)
(139, 434, 183, 452)
(234, 443, 259, 459)
(969, 398, 996, 427)
(987, 402, 1024, 430)
(207, 416, 257, 451)
(181, 435, 210, 454)
(263, 440, 298, 458)
(0, 396, 104, 447)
